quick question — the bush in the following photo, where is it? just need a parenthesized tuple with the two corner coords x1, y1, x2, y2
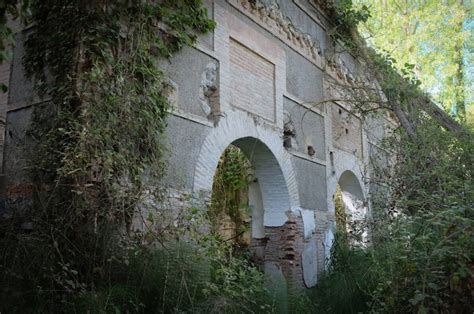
(309, 121, 473, 313)
(67, 238, 277, 313)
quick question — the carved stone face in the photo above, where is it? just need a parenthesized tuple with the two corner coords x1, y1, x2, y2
(202, 62, 218, 88)
(199, 61, 219, 117)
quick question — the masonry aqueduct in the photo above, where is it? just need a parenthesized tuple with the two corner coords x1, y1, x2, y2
(0, 0, 394, 290)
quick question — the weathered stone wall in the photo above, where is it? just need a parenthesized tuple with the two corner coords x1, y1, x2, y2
(0, 18, 23, 212)
(1, 0, 396, 293)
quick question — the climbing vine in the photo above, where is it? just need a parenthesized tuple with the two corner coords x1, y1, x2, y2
(0, 0, 29, 91)
(209, 146, 254, 246)
(316, 0, 370, 49)
(1, 0, 471, 312)
(1, 0, 214, 310)
(334, 185, 347, 235)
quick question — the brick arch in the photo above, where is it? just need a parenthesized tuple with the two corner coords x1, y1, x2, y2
(324, 152, 369, 260)
(327, 151, 367, 214)
(193, 110, 300, 225)
(338, 170, 365, 203)
(336, 169, 367, 222)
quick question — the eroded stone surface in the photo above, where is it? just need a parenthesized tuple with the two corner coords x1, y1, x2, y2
(199, 61, 218, 117)
(300, 208, 316, 239)
(324, 227, 335, 270)
(302, 240, 318, 287)
(1, 0, 395, 293)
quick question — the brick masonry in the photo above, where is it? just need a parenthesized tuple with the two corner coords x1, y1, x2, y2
(229, 38, 276, 122)
(1, 0, 394, 295)
(190, 2, 376, 290)
(332, 104, 363, 159)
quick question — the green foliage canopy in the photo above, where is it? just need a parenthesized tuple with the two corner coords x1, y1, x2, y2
(356, 0, 473, 121)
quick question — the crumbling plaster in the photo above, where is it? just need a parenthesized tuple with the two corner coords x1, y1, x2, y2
(1, 0, 391, 291)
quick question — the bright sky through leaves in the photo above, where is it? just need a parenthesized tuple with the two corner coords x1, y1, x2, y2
(355, 0, 473, 122)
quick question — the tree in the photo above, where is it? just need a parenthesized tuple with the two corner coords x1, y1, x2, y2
(356, 0, 473, 122)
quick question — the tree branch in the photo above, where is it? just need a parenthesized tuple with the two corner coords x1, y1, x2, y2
(348, 28, 465, 140)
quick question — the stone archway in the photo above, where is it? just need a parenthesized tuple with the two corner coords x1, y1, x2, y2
(231, 137, 291, 227)
(327, 170, 369, 259)
(193, 111, 301, 296)
(325, 159, 369, 266)
(193, 110, 300, 224)
(338, 170, 367, 223)
(209, 138, 292, 259)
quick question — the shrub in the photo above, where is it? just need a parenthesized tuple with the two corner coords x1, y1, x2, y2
(309, 120, 473, 313)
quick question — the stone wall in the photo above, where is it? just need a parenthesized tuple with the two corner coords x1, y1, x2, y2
(0, 18, 22, 212)
(0, 0, 396, 293)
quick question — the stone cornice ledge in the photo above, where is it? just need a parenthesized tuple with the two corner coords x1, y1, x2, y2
(226, 0, 376, 94)
(227, 0, 324, 69)
(288, 148, 326, 166)
(168, 108, 214, 128)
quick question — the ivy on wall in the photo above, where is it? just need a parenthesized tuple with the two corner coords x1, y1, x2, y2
(1, 0, 215, 309)
(209, 146, 253, 246)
